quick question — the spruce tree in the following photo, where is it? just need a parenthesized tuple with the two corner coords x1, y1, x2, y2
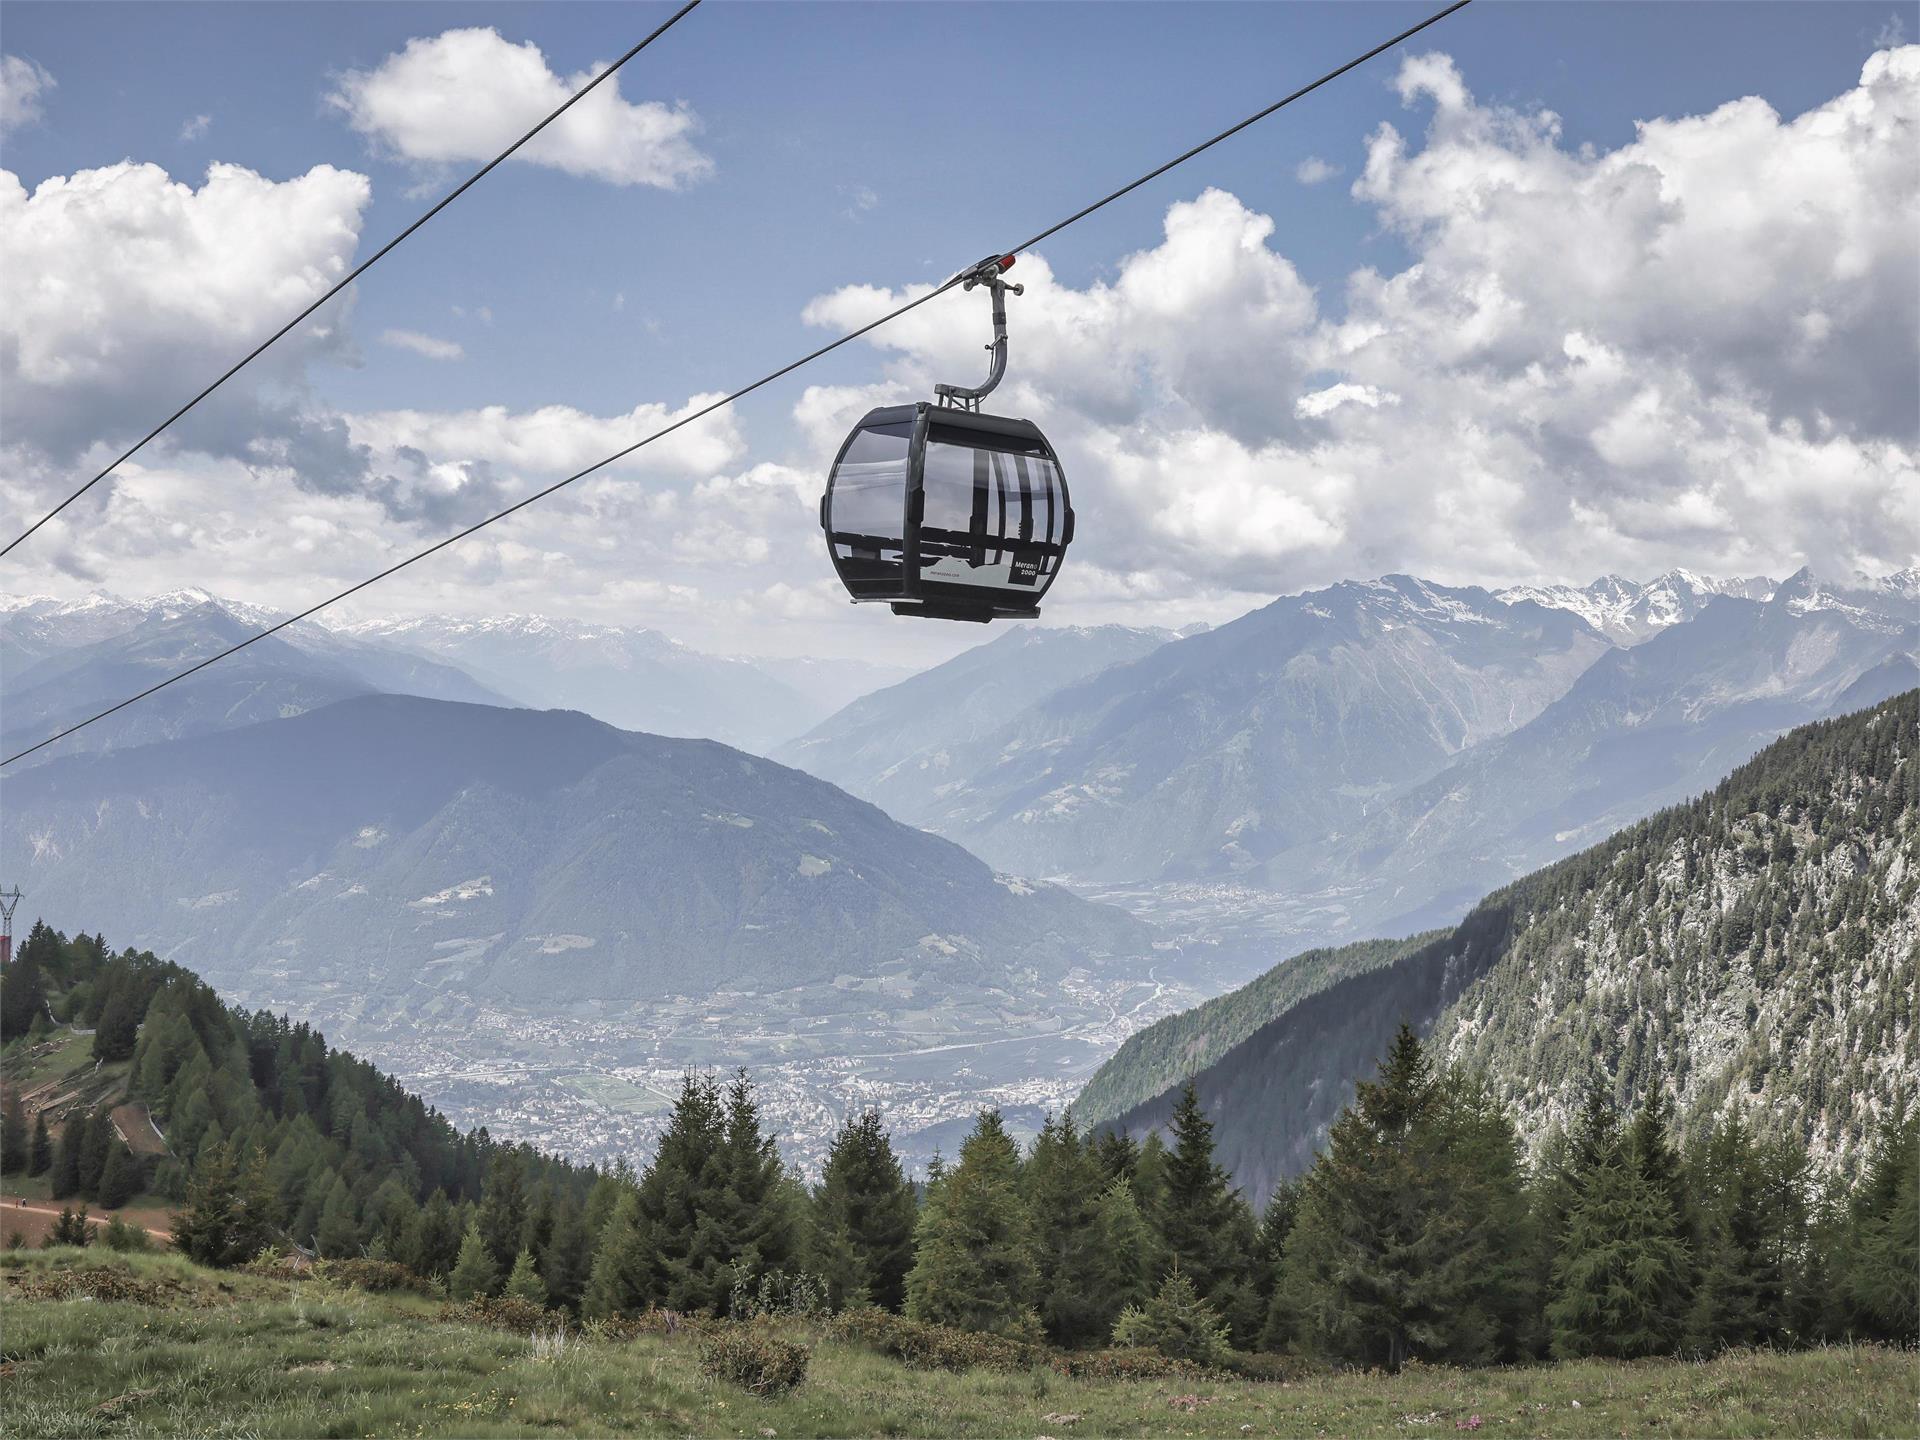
(1837, 1108, 1918, 1341)
(0, 1093, 26, 1174)
(77, 1107, 113, 1197)
(541, 1197, 595, 1312)
(1279, 1028, 1521, 1369)
(1085, 1178, 1157, 1342)
(1092, 1128, 1139, 1188)
(316, 1175, 360, 1258)
(635, 1073, 729, 1312)
(449, 1218, 500, 1300)
(1255, 1180, 1302, 1352)
(172, 1140, 249, 1266)
(504, 1248, 547, 1303)
(1685, 1113, 1779, 1350)
(406, 1190, 463, 1278)
(1112, 1264, 1233, 1366)
(1548, 1152, 1690, 1358)
(47, 1204, 91, 1248)
(97, 1144, 142, 1210)
(1157, 1080, 1260, 1345)
(1023, 1113, 1109, 1347)
(50, 1112, 85, 1199)
(582, 1190, 653, 1319)
(476, 1149, 529, 1274)
(0, 938, 47, 1042)
(813, 1109, 917, 1312)
(715, 1070, 795, 1286)
(28, 1113, 51, 1177)
(904, 1109, 1039, 1339)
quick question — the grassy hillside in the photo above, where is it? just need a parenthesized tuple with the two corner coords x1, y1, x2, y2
(1074, 933, 1441, 1129)
(1104, 690, 1919, 1204)
(3, 1248, 1912, 1439)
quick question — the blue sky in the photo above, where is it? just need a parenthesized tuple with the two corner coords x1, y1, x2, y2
(2, 2, 1914, 661)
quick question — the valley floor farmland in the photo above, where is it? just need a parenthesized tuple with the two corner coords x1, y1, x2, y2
(1, 1252, 1913, 1440)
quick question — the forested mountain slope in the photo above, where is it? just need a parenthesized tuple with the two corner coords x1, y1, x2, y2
(1072, 933, 1441, 1130)
(1102, 691, 1918, 1206)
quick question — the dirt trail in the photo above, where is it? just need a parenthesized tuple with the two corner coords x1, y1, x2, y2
(4, 1199, 172, 1244)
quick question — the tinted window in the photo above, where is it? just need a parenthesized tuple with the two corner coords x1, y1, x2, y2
(828, 422, 911, 542)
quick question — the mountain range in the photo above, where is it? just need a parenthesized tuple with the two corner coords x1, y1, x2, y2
(1084, 690, 1919, 1205)
(0, 692, 1164, 1168)
(783, 567, 1916, 957)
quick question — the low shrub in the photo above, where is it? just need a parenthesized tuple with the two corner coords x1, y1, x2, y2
(698, 1322, 810, 1395)
(449, 1294, 561, 1333)
(1050, 1347, 1205, 1382)
(825, 1306, 1039, 1373)
(312, 1258, 436, 1295)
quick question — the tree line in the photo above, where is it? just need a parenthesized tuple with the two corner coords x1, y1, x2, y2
(4, 918, 1912, 1366)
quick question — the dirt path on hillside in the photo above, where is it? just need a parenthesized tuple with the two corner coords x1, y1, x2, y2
(2, 1199, 173, 1246)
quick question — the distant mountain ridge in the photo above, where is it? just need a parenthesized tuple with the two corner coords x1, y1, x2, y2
(1092, 690, 1920, 1206)
(773, 623, 1179, 823)
(1492, 569, 1778, 644)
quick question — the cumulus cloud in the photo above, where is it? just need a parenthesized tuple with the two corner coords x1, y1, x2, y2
(0, 55, 53, 136)
(379, 328, 464, 361)
(0, 160, 373, 491)
(1294, 156, 1340, 184)
(339, 394, 747, 527)
(328, 28, 711, 188)
(801, 47, 1920, 595)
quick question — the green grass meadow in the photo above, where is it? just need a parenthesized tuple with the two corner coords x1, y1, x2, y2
(0, 1250, 1912, 1439)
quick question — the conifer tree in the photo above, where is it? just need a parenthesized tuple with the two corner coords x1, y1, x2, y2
(91, 984, 142, 1062)
(0, 936, 47, 1042)
(97, 1143, 142, 1210)
(1548, 1151, 1690, 1358)
(77, 1107, 113, 1196)
(316, 1174, 360, 1258)
(1837, 1108, 1918, 1341)
(1112, 1264, 1233, 1366)
(1279, 1028, 1520, 1369)
(541, 1196, 595, 1312)
(1085, 1178, 1157, 1341)
(406, 1190, 463, 1278)
(0, 1093, 26, 1174)
(1092, 1128, 1139, 1188)
(449, 1218, 500, 1300)
(635, 1073, 730, 1312)
(504, 1248, 547, 1303)
(477, 1149, 530, 1273)
(1255, 1180, 1302, 1352)
(1157, 1080, 1260, 1344)
(1684, 1113, 1780, 1350)
(715, 1070, 795, 1285)
(50, 1112, 85, 1199)
(28, 1113, 51, 1177)
(904, 1109, 1039, 1340)
(813, 1109, 917, 1312)
(171, 1140, 249, 1266)
(47, 1204, 91, 1248)
(1023, 1112, 1110, 1347)
(582, 1191, 653, 1319)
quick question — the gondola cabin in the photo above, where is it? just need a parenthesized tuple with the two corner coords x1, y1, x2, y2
(820, 402, 1073, 622)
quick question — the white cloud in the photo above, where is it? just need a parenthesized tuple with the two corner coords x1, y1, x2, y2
(179, 113, 211, 142)
(328, 28, 711, 189)
(380, 328, 464, 361)
(0, 160, 372, 473)
(799, 47, 1920, 596)
(0, 54, 54, 136)
(1294, 156, 1340, 185)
